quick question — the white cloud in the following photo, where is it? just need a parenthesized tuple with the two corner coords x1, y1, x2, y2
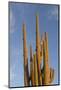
(10, 9, 16, 34)
(48, 7, 58, 21)
(10, 48, 19, 82)
(10, 65, 16, 81)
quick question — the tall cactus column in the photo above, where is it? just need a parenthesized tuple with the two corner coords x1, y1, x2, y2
(36, 15, 42, 85)
(33, 54, 38, 86)
(23, 23, 29, 86)
(43, 32, 50, 85)
(30, 45, 35, 86)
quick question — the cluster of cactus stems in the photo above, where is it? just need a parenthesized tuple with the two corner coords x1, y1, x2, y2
(23, 15, 54, 86)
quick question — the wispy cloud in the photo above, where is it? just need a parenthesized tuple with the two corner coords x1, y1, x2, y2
(10, 64, 16, 81)
(10, 47, 23, 86)
(10, 9, 16, 34)
(48, 7, 58, 21)
(10, 48, 19, 86)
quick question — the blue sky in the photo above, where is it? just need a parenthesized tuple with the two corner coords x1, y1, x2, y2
(9, 2, 59, 87)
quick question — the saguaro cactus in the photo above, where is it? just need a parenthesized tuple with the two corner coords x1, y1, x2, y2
(30, 45, 35, 86)
(43, 32, 50, 85)
(36, 15, 42, 85)
(22, 15, 54, 86)
(33, 54, 38, 86)
(23, 23, 29, 86)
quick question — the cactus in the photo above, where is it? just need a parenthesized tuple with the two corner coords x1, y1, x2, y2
(23, 23, 29, 86)
(23, 15, 54, 86)
(33, 54, 38, 86)
(30, 45, 35, 86)
(36, 15, 42, 85)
